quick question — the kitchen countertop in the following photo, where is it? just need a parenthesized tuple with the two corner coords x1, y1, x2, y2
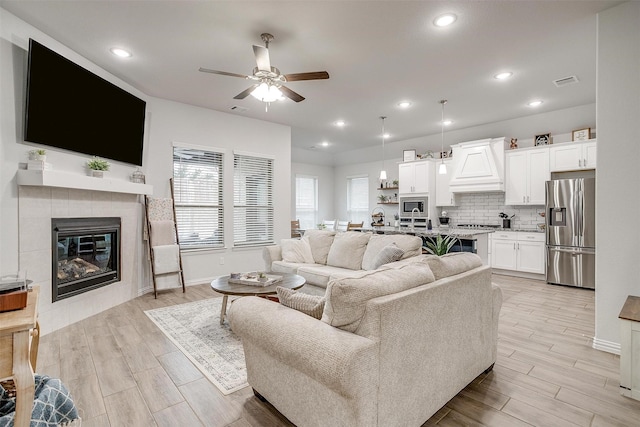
(358, 226, 544, 238)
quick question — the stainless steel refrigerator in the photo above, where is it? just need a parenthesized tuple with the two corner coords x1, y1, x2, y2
(546, 178, 596, 289)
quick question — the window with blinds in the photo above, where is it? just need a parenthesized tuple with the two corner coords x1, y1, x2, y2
(295, 175, 318, 230)
(172, 147, 224, 249)
(233, 153, 274, 246)
(347, 176, 370, 224)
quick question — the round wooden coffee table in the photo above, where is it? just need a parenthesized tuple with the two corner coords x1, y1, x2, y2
(210, 273, 305, 324)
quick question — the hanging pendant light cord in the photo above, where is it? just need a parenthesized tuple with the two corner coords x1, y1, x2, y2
(440, 100, 447, 164)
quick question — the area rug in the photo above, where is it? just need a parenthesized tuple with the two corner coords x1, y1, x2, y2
(144, 298, 247, 395)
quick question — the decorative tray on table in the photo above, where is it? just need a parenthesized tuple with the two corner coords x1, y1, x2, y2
(228, 272, 283, 287)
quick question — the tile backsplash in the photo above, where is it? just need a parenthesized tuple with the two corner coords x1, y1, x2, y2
(439, 193, 545, 230)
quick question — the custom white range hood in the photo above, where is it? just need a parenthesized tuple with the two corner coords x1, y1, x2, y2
(448, 137, 506, 193)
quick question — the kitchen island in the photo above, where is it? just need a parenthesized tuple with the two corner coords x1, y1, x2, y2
(354, 226, 495, 265)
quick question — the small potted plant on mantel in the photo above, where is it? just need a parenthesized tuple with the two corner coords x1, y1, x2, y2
(28, 149, 46, 161)
(86, 156, 110, 178)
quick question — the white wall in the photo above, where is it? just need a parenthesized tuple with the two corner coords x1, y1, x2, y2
(291, 162, 334, 227)
(147, 98, 291, 284)
(333, 157, 402, 224)
(594, 1, 640, 353)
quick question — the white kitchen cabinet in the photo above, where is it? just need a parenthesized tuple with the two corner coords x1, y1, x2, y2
(435, 159, 457, 206)
(620, 296, 640, 401)
(549, 140, 597, 171)
(491, 231, 545, 274)
(399, 160, 432, 194)
(505, 147, 549, 205)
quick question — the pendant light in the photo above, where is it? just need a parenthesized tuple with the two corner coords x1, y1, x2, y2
(439, 100, 448, 175)
(379, 116, 388, 181)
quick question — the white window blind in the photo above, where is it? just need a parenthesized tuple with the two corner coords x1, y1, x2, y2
(233, 154, 274, 246)
(295, 175, 318, 230)
(172, 147, 224, 249)
(347, 176, 369, 224)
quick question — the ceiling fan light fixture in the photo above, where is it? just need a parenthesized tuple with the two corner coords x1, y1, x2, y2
(434, 13, 457, 27)
(250, 82, 282, 102)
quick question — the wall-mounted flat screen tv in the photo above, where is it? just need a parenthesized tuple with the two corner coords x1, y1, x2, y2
(25, 39, 146, 166)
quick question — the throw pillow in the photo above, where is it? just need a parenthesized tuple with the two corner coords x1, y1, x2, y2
(370, 243, 404, 270)
(280, 238, 315, 264)
(361, 234, 422, 270)
(326, 231, 371, 270)
(301, 229, 336, 265)
(276, 286, 325, 319)
(425, 252, 483, 281)
(321, 262, 436, 332)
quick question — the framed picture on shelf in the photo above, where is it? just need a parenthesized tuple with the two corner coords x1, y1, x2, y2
(572, 127, 591, 141)
(403, 149, 416, 162)
(534, 133, 551, 146)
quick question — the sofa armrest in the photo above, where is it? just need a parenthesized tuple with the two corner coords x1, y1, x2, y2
(229, 296, 378, 395)
(262, 245, 282, 271)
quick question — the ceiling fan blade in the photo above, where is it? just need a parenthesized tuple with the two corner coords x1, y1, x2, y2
(280, 85, 305, 102)
(284, 71, 330, 81)
(253, 45, 271, 72)
(233, 84, 260, 100)
(199, 67, 248, 79)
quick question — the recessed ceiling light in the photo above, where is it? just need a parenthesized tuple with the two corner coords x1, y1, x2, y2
(434, 13, 457, 27)
(528, 100, 543, 107)
(335, 120, 346, 127)
(398, 101, 412, 108)
(321, 141, 329, 147)
(382, 133, 390, 139)
(443, 120, 453, 126)
(494, 72, 513, 80)
(110, 47, 132, 58)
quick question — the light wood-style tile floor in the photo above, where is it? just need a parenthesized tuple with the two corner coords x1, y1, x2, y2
(36, 275, 640, 426)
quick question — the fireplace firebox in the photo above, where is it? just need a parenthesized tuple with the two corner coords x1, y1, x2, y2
(51, 217, 121, 302)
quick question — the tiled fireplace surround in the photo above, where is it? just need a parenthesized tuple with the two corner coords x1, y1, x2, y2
(18, 186, 147, 335)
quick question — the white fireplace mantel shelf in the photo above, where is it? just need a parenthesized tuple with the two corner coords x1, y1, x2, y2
(17, 169, 153, 195)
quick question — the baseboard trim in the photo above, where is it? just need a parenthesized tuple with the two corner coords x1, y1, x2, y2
(137, 277, 219, 297)
(491, 269, 546, 281)
(592, 337, 621, 355)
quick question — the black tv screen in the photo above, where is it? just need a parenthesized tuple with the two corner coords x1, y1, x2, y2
(25, 39, 146, 166)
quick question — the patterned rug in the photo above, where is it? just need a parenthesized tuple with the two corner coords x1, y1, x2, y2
(144, 298, 247, 395)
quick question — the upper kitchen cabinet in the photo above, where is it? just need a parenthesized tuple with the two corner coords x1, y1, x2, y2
(399, 160, 433, 194)
(549, 140, 597, 172)
(505, 147, 550, 205)
(435, 158, 457, 206)
(449, 137, 506, 193)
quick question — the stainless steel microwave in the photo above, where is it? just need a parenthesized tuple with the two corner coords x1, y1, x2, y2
(400, 197, 428, 217)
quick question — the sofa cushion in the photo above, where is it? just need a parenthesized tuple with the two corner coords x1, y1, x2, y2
(425, 252, 483, 280)
(302, 229, 336, 265)
(361, 234, 422, 270)
(370, 243, 404, 270)
(326, 231, 371, 270)
(276, 286, 325, 319)
(297, 265, 360, 289)
(281, 238, 315, 264)
(272, 260, 318, 275)
(321, 262, 436, 332)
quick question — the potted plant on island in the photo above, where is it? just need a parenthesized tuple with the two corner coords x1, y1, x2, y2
(423, 235, 459, 256)
(86, 156, 110, 178)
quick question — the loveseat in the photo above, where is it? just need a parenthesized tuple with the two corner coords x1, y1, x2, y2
(230, 253, 503, 427)
(262, 230, 423, 293)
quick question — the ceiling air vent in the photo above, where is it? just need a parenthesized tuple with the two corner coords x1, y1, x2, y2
(553, 75, 579, 87)
(229, 105, 249, 113)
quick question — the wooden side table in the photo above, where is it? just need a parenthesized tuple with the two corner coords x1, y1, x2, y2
(0, 286, 40, 427)
(619, 295, 640, 401)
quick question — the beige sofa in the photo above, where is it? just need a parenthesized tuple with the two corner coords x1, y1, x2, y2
(262, 230, 423, 293)
(230, 253, 502, 427)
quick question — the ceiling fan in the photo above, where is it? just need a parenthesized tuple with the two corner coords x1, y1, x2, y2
(199, 33, 329, 106)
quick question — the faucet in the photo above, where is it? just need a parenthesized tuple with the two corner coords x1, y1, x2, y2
(411, 208, 420, 229)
